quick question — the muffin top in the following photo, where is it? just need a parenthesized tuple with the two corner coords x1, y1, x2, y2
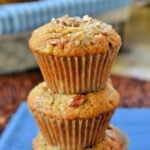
(28, 80, 119, 119)
(91, 125, 128, 150)
(33, 125, 128, 150)
(29, 15, 121, 56)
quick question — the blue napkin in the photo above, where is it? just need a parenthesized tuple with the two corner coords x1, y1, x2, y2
(0, 102, 150, 150)
(0, 0, 131, 35)
(0, 102, 38, 150)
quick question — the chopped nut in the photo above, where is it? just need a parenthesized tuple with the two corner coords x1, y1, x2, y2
(56, 19, 60, 24)
(82, 15, 89, 20)
(68, 95, 86, 107)
(101, 30, 108, 36)
(82, 15, 92, 23)
(72, 21, 80, 27)
(50, 40, 58, 46)
(62, 21, 67, 26)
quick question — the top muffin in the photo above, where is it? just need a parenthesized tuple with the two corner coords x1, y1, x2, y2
(29, 15, 121, 56)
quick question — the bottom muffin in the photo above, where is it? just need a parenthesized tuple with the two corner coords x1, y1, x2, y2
(28, 81, 119, 149)
(33, 125, 128, 150)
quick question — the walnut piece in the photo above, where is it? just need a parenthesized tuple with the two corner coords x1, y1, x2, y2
(68, 95, 86, 107)
(72, 21, 80, 27)
(50, 40, 58, 46)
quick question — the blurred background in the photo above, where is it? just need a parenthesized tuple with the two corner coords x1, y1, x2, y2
(0, 0, 150, 80)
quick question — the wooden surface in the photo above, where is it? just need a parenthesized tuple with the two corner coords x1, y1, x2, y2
(0, 69, 150, 134)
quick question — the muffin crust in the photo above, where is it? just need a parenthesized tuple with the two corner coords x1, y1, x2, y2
(29, 15, 121, 56)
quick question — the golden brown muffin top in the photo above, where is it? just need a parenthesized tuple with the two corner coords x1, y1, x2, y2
(33, 125, 128, 150)
(28, 81, 119, 119)
(90, 125, 128, 150)
(29, 15, 121, 56)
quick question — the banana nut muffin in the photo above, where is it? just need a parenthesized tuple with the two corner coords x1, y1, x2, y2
(28, 80, 120, 150)
(32, 125, 128, 150)
(29, 15, 121, 94)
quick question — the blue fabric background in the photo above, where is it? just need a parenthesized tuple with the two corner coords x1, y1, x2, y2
(0, 102, 150, 150)
(0, 0, 131, 35)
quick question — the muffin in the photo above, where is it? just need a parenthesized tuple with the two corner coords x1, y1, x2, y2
(32, 125, 128, 150)
(27, 80, 120, 150)
(29, 15, 121, 94)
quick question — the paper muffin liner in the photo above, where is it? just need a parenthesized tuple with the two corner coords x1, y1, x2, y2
(32, 125, 128, 150)
(30, 110, 114, 150)
(34, 49, 118, 94)
(118, 129, 129, 150)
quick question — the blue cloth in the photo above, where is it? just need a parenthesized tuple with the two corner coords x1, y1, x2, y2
(0, 0, 131, 35)
(0, 102, 150, 150)
(0, 102, 38, 150)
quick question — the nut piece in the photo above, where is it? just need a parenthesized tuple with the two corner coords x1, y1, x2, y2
(101, 30, 108, 36)
(50, 41, 57, 46)
(72, 21, 80, 27)
(68, 95, 86, 107)
(50, 40, 58, 46)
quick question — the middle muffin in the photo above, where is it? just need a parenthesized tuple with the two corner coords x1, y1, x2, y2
(27, 80, 119, 150)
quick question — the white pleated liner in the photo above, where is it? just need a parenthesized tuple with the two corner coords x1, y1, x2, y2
(34, 49, 118, 94)
(32, 111, 114, 150)
(33, 126, 129, 150)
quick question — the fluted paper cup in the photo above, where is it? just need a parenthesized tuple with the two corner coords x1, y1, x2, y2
(34, 49, 118, 94)
(30, 109, 114, 150)
(33, 126, 128, 150)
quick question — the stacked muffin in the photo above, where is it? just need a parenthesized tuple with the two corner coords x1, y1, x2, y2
(28, 15, 128, 150)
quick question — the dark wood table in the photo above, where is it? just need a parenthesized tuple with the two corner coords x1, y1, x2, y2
(0, 69, 150, 134)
